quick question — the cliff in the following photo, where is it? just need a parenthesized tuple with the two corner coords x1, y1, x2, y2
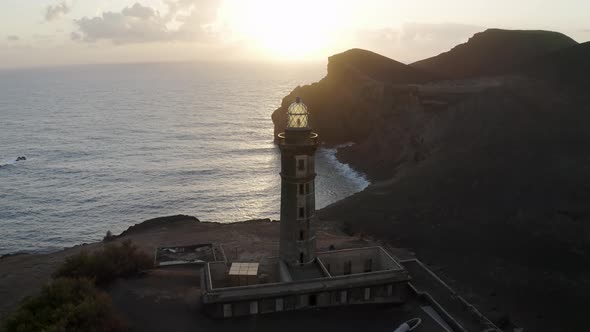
(271, 48, 434, 145)
(272, 30, 587, 182)
(272, 49, 438, 180)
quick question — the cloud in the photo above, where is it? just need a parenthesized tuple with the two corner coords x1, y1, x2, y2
(72, 1, 220, 44)
(122, 3, 158, 19)
(46, 2, 70, 21)
(355, 23, 484, 63)
(70, 31, 81, 41)
(6, 35, 19, 41)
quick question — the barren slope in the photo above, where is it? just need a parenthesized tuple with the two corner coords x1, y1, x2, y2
(411, 29, 577, 79)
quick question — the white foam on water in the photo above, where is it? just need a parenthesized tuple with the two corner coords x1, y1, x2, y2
(0, 159, 16, 167)
(319, 143, 370, 192)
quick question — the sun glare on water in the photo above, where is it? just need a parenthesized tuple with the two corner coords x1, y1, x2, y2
(224, 0, 350, 61)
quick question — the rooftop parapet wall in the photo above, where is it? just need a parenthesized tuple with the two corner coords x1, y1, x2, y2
(317, 246, 403, 276)
(202, 247, 409, 304)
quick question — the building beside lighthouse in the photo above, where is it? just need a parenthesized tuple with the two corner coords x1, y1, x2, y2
(199, 98, 501, 331)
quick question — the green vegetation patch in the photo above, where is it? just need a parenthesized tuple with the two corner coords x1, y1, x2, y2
(2, 240, 153, 332)
(2, 278, 126, 332)
(54, 240, 153, 284)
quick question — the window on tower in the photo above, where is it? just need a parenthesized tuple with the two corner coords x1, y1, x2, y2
(297, 159, 305, 171)
(298, 183, 305, 195)
(295, 155, 307, 177)
(299, 207, 305, 218)
(299, 230, 304, 240)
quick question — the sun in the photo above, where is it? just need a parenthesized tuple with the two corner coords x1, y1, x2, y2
(253, 20, 328, 60)
(223, 0, 347, 61)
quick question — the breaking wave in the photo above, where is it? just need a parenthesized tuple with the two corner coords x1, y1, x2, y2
(319, 143, 370, 192)
(0, 159, 16, 168)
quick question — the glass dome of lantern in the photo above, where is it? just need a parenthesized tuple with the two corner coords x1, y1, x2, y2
(287, 97, 309, 129)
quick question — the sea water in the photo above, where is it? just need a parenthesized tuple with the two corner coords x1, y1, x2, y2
(0, 62, 368, 255)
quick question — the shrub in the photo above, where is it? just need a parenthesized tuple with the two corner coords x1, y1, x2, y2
(53, 240, 152, 285)
(2, 241, 151, 331)
(1, 278, 127, 332)
(103, 230, 116, 242)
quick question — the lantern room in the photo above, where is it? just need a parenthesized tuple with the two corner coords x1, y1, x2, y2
(287, 97, 309, 129)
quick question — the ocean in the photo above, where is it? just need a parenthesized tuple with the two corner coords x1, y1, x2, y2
(0, 62, 368, 255)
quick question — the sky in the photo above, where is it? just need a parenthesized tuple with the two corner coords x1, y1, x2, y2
(1, 0, 589, 68)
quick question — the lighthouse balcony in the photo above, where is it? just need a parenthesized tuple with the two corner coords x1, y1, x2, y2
(277, 132, 318, 147)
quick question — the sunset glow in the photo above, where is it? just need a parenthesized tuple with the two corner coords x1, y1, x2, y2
(222, 0, 351, 60)
(1, 0, 590, 67)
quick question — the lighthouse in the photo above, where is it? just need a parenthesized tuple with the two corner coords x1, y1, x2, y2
(277, 97, 319, 267)
(202, 98, 415, 321)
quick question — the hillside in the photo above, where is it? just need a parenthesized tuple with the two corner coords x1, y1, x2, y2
(320, 82, 590, 331)
(411, 29, 578, 79)
(327, 48, 435, 83)
(522, 41, 590, 88)
(273, 29, 590, 331)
